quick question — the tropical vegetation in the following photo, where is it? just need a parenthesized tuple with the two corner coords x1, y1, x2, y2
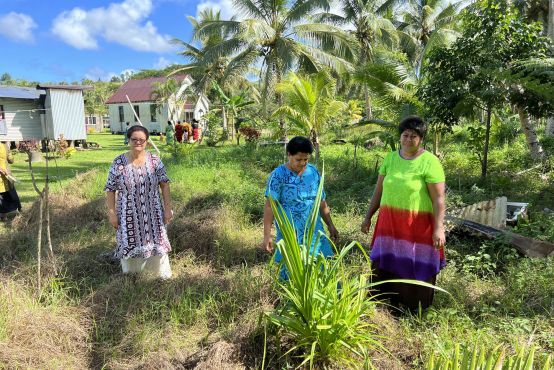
(1, 0, 554, 368)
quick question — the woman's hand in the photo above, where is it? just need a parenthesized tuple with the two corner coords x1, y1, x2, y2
(432, 227, 446, 249)
(164, 209, 173, 225)
(263, 235, 273, 253)
(361, 218, 371, 234)
(108, 210, 119, 229)
(328, 225, 339, 243)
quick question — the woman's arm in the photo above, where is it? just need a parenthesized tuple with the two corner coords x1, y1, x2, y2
(361, 175, 385, 234)
(263, 198, 274, 253)
(320, 200, 339, 242)
(160, 182, 173, 225)
(106, 191, 118, 229)
(427, 182, 446, 249)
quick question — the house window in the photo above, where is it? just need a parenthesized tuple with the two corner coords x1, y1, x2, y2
(133, 105, 140, 122)
(118, 106, 124, 122)
(150, 104, 157, 122)
(184, 111, 194, 122)
(0, 105, 4, 119)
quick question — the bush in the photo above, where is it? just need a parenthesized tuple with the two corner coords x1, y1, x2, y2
(238, 126, 261, 142)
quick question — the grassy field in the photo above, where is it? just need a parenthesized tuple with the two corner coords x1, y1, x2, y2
(0, 132, 553, 368)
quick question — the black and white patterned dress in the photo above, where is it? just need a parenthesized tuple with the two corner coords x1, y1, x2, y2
(104, 152, 171, 260)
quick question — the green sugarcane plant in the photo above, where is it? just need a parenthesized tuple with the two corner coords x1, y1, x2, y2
(264, 167, 448, 369)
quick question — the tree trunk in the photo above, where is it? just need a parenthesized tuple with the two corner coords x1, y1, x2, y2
(311, 129, 320, 164)
(481, 106, 492, 181)
(546, 118, 554, 137)
(548, 0, 554, 41)
(433, 128, 440, 155)
(546, 0, 554, 137)
(364, 86, 372, 120)
(517, 106, 545, 159)
(222, 106, 228, 133)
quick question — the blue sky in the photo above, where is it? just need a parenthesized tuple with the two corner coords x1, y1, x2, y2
(0, 0, 236, 83)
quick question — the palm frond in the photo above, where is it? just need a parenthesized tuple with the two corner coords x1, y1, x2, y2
(294, 23, 358, 62)
(286, 0, 332, 24)
(298, 44, 354, 74)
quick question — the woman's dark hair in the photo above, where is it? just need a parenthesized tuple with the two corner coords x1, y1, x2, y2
(167, 120, 172, 126)
(127, 125, 150, 139)
(286, 136, 313, 155)
(399, 116, 427, 138)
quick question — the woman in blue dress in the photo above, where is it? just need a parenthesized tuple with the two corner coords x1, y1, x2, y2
(263, 136, 339, 276)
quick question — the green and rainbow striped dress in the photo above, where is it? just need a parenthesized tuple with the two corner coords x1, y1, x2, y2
(370, 150, 445, 281)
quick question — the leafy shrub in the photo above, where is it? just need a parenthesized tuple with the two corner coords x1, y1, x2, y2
(17, 140, 39, 153)
(203, 111, 228, 147)
(63, 147, 77, 159)
(238, 126, 261, 142)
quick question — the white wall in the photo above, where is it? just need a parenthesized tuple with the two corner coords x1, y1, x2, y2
(0, 98, 43, 141)
(108, 102, 168, 133)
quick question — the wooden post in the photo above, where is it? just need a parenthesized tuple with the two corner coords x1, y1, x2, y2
(37, 194, 43, 295)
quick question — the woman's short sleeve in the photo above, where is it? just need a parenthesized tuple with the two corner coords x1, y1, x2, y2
(104, 158, 120, 192)
(424, 155, 445, 184)
(265, 168, 282, 201)
(154, 156, 170, 183)
(313, 165, 326, 201)
(378, 152, 390, 176)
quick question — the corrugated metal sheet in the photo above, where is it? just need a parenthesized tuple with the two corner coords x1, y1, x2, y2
(106, 75, 189, 104)
(38, 84, 91, 91)
(458, 197, 507, 229)
(0, 98, 43, 140)
(47, 89, 86, 140)
(0, 86, 44, 99)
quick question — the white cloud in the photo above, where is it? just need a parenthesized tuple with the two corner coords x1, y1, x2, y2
(0, 12, 37, 43)
(52, 0, 175, 53)
(196, 0, 236, 20)
(154, 56, 174, 69)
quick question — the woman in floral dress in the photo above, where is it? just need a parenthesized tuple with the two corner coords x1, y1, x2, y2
(105, 125, 174, 278)
(263, 136, 339, 278)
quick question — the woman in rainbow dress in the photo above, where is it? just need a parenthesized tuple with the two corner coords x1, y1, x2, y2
(361, 116, 446, 311)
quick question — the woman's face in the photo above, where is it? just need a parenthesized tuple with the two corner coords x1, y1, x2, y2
(287, 152, 310, 173)
(400, 129, 422, 151)
(129, 130, 148, 152)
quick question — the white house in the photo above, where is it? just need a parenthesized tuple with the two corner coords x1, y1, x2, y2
(106, 75, 209, 134)
(0, 84, 90, 145)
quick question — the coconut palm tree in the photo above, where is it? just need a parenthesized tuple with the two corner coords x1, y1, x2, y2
(194, 0, 357, 137)
(171, 9, 245, 95)
(396, 0, 465, 77)
(151, 78, 189, 123)
(273, 72, 347, 161)
(314, 0, 402, 119)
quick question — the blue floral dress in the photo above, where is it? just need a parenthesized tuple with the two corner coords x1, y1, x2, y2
(265, 164, 333, 266)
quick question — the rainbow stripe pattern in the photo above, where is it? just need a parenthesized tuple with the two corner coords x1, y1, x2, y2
(370, 151, 446, 281)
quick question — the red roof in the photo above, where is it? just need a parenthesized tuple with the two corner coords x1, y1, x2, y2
(106, 75, 189, 104)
